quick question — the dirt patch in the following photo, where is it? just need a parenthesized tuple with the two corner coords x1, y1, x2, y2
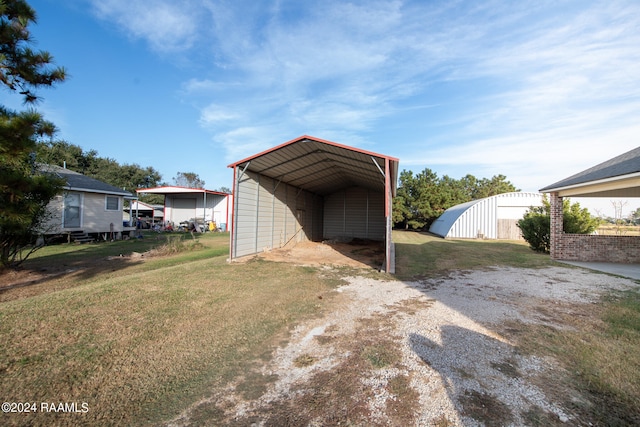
(257, 239, 385, 269)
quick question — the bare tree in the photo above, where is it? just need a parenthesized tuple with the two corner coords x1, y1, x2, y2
(173, 172, 205, 188)
(611, 200, 629, 235)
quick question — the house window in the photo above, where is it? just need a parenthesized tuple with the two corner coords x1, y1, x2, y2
(64, 192, 81, 228)
(106, 196, 120, 211)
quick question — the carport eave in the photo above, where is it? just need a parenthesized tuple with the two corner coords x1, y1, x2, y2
(136, 186, 230, 196)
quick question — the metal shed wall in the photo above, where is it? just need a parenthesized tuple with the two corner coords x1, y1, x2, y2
(232, 169, 323, 258)
(323, 187, 385, 240)
(164, 193, 228, 227)
(429, 192, 543, 239)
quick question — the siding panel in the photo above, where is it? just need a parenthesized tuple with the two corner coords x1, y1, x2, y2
(367, 191, 385, 240)
(233, 170, 323, 258)
(323, 187, 385, 241)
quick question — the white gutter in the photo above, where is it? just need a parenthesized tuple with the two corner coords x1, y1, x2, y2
(64, 186, 134, 197)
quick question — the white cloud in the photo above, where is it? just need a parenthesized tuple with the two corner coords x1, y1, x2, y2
(169, 0, 640, 187)
(199, 104, 242, 126)
(389, 0, 640, 190)
(89, 0, 200, 52)
(213, 126, 290, 164)
(403, 121, 640, 192)
(181, 78, 236, 94)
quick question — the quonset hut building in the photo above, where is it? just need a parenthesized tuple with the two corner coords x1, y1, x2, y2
(429, 192, 544, 240)
(227, 136, 399, 272)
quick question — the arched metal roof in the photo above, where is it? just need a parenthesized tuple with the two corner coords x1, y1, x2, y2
(429, 192, 543, 239)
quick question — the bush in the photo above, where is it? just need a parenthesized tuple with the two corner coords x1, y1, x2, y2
(517, 207, 550, 252)
(518, 197, 600, 253)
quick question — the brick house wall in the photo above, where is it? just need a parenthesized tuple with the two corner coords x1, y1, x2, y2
(549, 192, 640, 263)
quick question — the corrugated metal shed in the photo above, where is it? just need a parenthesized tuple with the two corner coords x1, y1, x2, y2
(429, 192, 543, 239)
(227, 135, 399, 272)
(136, 186, 231, 229)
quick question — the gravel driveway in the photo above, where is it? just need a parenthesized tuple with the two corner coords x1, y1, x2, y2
(171, 265, 638, 426)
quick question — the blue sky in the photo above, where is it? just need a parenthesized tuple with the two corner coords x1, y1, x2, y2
(12, 0, 640, 216)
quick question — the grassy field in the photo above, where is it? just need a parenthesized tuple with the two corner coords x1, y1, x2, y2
(0, 232, 343, 426)
(0, 230, 638, 425)
(597, 224, 640, 236)
(393, 230, 555, 279)
(512, 288, 640, 425)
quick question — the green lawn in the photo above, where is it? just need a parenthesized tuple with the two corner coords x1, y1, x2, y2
(393, 230, 555, 279)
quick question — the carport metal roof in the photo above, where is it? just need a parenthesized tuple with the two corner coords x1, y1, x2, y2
(136, 186, 229, 196)
(227, 135, 399, 196)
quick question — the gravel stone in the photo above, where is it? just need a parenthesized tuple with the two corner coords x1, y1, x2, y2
(169, 265, 638, 426)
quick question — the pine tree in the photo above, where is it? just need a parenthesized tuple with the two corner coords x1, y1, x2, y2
(0, 0, 66, 268)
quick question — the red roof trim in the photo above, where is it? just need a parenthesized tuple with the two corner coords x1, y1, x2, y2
(227, 135, 399, 168)
(136, 185, 229, 196)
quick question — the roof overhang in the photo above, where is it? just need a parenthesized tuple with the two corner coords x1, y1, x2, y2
(540, 173, 640, 197)
(137, 186, 229, 196)
(63, 185, 134, 198)
(227, 135, 399, 196)
(131, 201, 161, 210)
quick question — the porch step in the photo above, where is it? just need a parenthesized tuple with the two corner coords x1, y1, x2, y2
(70, 231, 94, 243)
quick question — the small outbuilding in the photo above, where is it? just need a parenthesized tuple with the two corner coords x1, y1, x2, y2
(429, 192, 544, 240)
(136, 186, 231, 231)
(227, 135, 399, 272)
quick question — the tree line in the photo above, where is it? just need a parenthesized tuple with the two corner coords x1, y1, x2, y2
(43, 139, 520, 230)
(36, 140, 167, 204)
(36, 140, 163, 193)
(36, 141, 228, 203)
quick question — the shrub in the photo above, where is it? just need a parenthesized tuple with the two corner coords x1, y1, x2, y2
(517, 206, 550, 253)
(518, 196, 600, 253)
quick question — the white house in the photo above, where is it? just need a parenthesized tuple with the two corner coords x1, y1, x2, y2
(40, 165, 136, 240)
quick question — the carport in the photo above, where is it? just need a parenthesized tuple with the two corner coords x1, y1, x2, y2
(227, 135, 399, 272)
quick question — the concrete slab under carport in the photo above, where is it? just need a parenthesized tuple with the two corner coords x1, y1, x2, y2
(559, 261, 640, 281)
